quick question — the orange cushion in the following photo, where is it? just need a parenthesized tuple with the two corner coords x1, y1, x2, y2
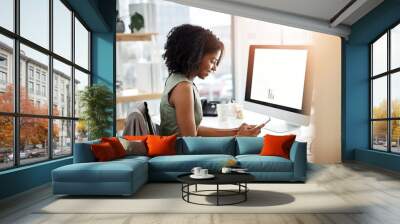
(146, 135, 177, 157)
(101, 137, 127, 158)
(124, 135, 148, 141)
(91, 142, 117, 161)
(260, 134, 296, 159)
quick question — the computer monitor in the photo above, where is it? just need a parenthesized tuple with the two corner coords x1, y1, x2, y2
(243, 45, 310, 131)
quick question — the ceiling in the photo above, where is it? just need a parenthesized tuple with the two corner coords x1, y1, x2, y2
(167, 0, 384, 38)
(224, 0, 382, 26)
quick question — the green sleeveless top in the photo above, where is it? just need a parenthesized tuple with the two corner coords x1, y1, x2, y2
(160, 73, 203, 136)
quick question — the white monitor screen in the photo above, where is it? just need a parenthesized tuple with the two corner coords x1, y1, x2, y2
(247, 46, 308, 112)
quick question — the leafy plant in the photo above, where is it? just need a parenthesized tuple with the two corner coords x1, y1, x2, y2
(129, 12, 144, 33)
(79, 84, 113, 140)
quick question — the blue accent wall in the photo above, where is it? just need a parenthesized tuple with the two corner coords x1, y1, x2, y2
(343, 0, 400, 171)
(0, 0, 116, 200)
(0, 158, 72, 199)
(92, 32, 116, 135)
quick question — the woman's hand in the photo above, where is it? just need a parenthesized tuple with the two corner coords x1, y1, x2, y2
(236, 123, 262, 137)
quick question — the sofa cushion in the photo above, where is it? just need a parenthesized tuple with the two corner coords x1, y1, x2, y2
(148, 154, 235, 172)
(147, 135, 177, 157)
(235, 137, 263, 155)
(91, 142, 118, 161)
(260, 134, 296, 159)
(179, 137, 236, 155)
(53, 159, 147, 183)
(73, 140, 100, 163)
(236, 155, 293, 172)
(101, 137, 127, 158)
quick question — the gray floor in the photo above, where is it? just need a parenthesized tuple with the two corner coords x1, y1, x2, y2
(1, 162, 400, 224)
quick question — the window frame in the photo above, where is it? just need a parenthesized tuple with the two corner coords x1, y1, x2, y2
(370, 20, 400, 154)
(0, 0, 92, 171)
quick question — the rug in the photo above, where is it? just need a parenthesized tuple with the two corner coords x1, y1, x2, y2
(37, 183, 362, 214)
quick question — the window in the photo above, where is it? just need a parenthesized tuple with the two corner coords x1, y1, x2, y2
(371, 23, 400, 153)
(42, 85, 46, 97)
(0, 71, 6, 85)
(0, 54, 7, 67)
(28, 81, 34, 94)
(0, 35, 13, 113)
(0, 0, 14, 32)
(36, 83, 40, 95)
(20, 0, 49, 49)
(0, 54, 7, 88)
(28, 67, 34, 80)
(53, 59, 72, 117)
(53, 0, 72, 60)
(35, 70, 41, 81)
(0, 0, 91, 170)
(74, 18, 89, 70)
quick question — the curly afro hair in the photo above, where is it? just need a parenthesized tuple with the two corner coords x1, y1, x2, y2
(162, 24, 224, 76)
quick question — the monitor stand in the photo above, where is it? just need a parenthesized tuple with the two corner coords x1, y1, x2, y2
(262, 118, 300, 133)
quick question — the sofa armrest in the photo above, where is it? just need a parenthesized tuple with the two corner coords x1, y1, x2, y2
(73, 140, 100, 163)
(289, 141, 307, 181)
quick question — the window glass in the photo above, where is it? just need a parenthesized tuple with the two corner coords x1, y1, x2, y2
(20, 44, 49, 115)
(391, 24, 400, 70)
(391, 120, 400, 153)
(190, 8, 232, 101)
(20, 0, 49, 49)
(372, 77, 387, 119)
(75, 120, 87, 143)
(20, 117, 49, 165)
(53, 0, 72, 60)
(372, 121, 388, 151)
(0, 0, 14, 31)
(74, 69, 89, 118)
(74, 18, 89, 70)
(0, 35, 13, 112)
(0, 116, 13, 170)
(53, 59, 72, 116)
(53, 119, 72, 158)
(372, 34, 387, 76)
(391, 72, 400, 118)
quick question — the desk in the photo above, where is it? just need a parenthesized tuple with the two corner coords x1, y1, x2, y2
(152, 109, 293, 136)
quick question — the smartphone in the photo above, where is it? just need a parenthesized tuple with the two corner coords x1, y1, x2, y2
(254, 117, 271, 129)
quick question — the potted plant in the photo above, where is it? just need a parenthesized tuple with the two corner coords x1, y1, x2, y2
(129, 12, 144, 33)
(79, 84, 114, 140)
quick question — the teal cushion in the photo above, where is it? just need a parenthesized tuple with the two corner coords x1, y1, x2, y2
(149, 154, 235, 172)
(179, 137, 236, 155)
(236, 155, 293, 172)
(52, 159, 147, 183)
(73, 139, 101, 163)
(235, 137, 263, 155)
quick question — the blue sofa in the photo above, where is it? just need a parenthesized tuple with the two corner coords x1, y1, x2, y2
(52, 137, 307, 196)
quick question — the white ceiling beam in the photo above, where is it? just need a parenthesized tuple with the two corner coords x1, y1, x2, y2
(330, 0, 369, 27)
(166, 0, 351, 38)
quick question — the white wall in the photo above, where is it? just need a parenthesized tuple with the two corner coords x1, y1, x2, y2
(234, 17, 341, 163)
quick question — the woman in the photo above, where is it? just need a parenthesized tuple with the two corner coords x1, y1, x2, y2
(160, 24, 264, 137)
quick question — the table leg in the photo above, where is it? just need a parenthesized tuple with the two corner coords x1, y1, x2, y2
(217, 184, 219, 206)
(245, 183, 247, 201)
(195, 184, 197, 192)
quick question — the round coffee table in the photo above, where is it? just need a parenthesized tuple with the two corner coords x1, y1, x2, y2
(177, 173, 255, 206)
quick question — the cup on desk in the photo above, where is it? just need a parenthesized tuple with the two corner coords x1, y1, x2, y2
(199, 169, 209, 176)
(191, 167, 202, 176)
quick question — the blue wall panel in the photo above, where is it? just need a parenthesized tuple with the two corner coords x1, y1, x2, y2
(344, 0, 400, 171)
(0, 158, 72, 199)
(92, 32, 115, 135)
